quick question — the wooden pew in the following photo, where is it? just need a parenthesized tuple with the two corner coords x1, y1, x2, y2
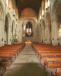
(33, 43, 61, 73)
(0, 43, 24, 71)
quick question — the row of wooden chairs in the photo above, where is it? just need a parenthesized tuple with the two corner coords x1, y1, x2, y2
(33, 43, 61, 76)
(0, 43, 24, 75)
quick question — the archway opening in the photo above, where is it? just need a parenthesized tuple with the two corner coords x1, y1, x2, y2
(25, 21, 33, 37)
(21, 17, 37, 42)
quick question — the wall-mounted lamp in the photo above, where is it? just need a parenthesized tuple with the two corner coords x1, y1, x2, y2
(59, 27, 61, 37)
(42, 10, 44, 16)
(13, 10, 15, 16)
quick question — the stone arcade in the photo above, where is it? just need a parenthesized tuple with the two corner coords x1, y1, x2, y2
(0, 0, 61, 76)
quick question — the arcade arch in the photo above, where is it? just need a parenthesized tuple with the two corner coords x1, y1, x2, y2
(5, 13, 12, 44)
(0, 0, 5, 46)
(20, 17, 38, 42)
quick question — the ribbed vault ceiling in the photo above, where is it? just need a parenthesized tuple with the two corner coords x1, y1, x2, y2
(15, 0, 42, 17)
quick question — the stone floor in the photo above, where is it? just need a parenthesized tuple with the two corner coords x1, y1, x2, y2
(3, 44, 49, 76)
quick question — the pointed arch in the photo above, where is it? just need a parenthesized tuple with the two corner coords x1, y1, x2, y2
(5, 13, 11, 44)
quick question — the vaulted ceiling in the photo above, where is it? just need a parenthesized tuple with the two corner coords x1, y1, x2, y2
(15, 0, 42, 17)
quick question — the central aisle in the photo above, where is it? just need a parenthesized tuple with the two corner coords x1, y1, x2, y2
(4, 44, 49, 76)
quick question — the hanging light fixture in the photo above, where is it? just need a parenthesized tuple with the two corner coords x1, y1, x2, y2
(39, 15, 42, 19)
(6, 0, 8, 7)
(45, 0, 48, 9)
(45, 0, 50, 9)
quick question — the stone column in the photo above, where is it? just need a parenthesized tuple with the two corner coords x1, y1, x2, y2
(37, 22, 42, 43)
(17, 20, 22, 43)
(44, 12, 51, 44)
(41, 19, 45, 43)
(8, 18, 12, 45)
(51, 9, 58, 45)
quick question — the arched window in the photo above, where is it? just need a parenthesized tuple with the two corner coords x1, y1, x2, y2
(25, 22, 33, 37)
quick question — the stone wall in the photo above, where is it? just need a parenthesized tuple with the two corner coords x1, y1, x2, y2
(0, 0, 61, 46)
(0, 0, 23, 46)
(38, 0, 61, 45)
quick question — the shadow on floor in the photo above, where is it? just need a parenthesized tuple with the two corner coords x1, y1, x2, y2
(4, 63, 49, 76)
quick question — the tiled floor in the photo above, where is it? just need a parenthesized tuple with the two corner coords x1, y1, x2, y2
(4, 44, 49, 76)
